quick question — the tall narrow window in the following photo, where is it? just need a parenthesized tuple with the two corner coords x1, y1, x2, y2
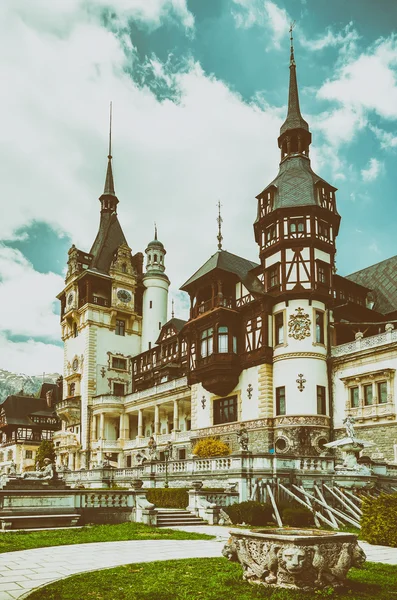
(218, 326, 228, 353)
(68, 383, 75, 397)
(269, 264, 279, 289)
(363, 384, 373, 406)
(317, 262, 329, 286)
(317, 386, 327, 415)
(116, 319, 125, 336)
(149, 300, 153, 308)
(315, 311, 325, 344)
(200, 328, 213, 358)
(377, 381, 388, 404)
(350, 387, 359, 408)
(275, 312, 284, 345)
(276, 387, 286, 416)
(73, 322, 78, 338)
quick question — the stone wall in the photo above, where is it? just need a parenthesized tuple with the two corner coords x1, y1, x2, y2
(335, 423, 397, 462)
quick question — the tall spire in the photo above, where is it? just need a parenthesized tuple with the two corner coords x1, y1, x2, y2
(279, 22, 309, 136)
(154, 222, 158, 241)
(217, 200, 223, 251)
(103, 102, 116, 197)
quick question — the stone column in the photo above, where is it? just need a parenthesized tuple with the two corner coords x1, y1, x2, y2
(173, 400, 179, 432)
(92, 415, 97, 440)
(68, 452, 75, 470)
(138, 409, 143, 437)
(119, 414, 124, 439)
(99, 413, 105, 439)
(154, 405, 160, 435)
(124, 413, 130, 440)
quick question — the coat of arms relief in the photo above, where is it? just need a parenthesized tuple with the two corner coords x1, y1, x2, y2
(288, 307, 311, 340)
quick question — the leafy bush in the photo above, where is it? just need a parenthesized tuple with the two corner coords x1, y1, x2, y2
(192, 438, 231, 458)
(282, 506, 314, 527)
(223, 501, 273, 526)
(361, 493, 397, 546)
(146, 488, 189, 509)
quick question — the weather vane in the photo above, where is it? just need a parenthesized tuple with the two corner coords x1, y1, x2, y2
(171, 299, 175, 318)
(108, 101, 112, 159)
(289, 21, 296, 66)
(217, 200, 223, 251)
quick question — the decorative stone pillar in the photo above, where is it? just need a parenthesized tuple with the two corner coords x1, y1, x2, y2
(99, 413, 105, 439)
(173, 400, 179, 432)
(138, 409, 143, 437)
(92, 415, 97, 440)
(154, 405, 160, 435)
(68, 452, 75, 470)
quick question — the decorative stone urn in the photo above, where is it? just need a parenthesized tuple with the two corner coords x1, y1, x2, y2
(130, 478, 144, 490)
(191, 480, 204, 491)
(222, 529, 366, 590)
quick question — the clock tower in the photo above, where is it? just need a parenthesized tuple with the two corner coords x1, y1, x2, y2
(57, 113, 143, 466)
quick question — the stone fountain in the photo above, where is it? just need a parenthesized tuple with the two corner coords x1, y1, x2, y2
(223, 528, 365, 590)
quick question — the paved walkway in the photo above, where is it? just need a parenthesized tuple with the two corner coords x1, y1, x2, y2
(0, 525, 397, 599)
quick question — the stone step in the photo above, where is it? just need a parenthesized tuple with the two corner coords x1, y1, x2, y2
(156, 508, 207, 527)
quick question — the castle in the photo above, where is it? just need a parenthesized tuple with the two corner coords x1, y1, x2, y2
(52, 33, 397, 486)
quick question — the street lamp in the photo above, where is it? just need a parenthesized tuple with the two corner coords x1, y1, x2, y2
(164, 447, 169, 488)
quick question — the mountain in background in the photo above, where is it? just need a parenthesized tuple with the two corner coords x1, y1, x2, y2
(0, 370, 60, 402)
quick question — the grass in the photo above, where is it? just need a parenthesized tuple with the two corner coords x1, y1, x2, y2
(0, 522, 213, 553)
(26, 558, 397, 600)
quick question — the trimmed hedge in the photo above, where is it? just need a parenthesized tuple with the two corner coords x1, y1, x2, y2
(146, 488, 189, 509)
(192, 438, 231, 458)
(224, 501, 273, 526)
(281, 506, 314, 527)
(361, 493, 397, 547)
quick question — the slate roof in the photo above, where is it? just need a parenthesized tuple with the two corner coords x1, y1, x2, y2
(180, 250, 264, 295)
(89, 212, 128, 274)
(165, 318, 187, 333)
(0, 396, 58, 426)
(345, 254, 397, 315)
(258, 155, 335, 212)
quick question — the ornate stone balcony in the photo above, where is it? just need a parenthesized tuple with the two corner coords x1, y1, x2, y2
(332, 329, 397, 358)
(55, 396, 81, 425)
(348, 401, 395, 422)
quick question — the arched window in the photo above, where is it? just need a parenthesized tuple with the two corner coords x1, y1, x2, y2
(218, 326, 228, 353)
(68, 382, 76, 397)
(121, 263, 127, 273)
(154, 254, 158, 263)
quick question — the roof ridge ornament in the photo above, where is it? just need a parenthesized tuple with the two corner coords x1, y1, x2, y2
(217, 200, 223, 251)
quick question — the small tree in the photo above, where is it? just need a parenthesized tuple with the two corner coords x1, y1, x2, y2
(35, 440, 55, 469)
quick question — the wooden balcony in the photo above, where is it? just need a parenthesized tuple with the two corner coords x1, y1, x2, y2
(189, 352, 240, 396)
(192, 296, 234, 318)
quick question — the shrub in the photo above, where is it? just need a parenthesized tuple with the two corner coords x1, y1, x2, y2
(146, 488, 189, 509)
(35, 440, 56, 469)
(223, 501, 273, 526)
(192, 438, 231, 458)
(361, 493, 397, 547)
(282, 506, 314, 527)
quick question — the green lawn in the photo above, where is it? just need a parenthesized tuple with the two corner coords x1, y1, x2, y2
(26, 558, 397, 600)
(0, 522, 213, 553)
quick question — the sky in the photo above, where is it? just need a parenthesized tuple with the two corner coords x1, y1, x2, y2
(1, 0, 397, 375)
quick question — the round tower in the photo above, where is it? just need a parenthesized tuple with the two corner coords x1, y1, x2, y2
(141, 228, 170, 351)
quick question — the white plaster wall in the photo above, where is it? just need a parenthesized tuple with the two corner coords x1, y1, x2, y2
(142, 276, 169, 351)
(239, 366, 260, 422)
(314, 249, 331, 264)
(264, 251, 281, 268)
(333, 355, 397, 428)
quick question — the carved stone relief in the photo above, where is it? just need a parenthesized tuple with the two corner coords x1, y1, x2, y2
(288, 307, 311, 341)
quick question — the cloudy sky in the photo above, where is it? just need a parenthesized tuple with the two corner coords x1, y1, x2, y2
(1, 0, 397, 375)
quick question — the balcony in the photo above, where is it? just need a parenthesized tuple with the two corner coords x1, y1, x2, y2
(349, 401, 395, 422)
(190, 353, 240, 396)
(55, 396, 81, 425)
(332, 329, 397, 358)
(79, 296, 110, 309)
(192, 296, 234, 319)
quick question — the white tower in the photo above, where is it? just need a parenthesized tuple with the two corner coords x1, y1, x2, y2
(141, 227, 170, 351)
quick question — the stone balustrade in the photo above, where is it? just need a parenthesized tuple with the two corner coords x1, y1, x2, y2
(332, 328, 397, 357)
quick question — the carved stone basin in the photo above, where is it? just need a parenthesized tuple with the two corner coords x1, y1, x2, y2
(222, 528, 366, 590)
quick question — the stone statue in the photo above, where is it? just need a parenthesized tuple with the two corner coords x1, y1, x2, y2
(21, 459, 54, 480)
(343, 415, 356, 441)
(135, 450, 147, 465)
(237, 427, 249, 451)
(8, 461, 17, 475)
(166, 440, 173, 459)
(148, 436, 157, 459)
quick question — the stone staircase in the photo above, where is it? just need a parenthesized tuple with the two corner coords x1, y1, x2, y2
(156, 508, 207, 527)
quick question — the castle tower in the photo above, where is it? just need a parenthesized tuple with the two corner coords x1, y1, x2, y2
(254, 27, 341, 454)
(57, 106, 143, 467)
(141, 226, 170, 351)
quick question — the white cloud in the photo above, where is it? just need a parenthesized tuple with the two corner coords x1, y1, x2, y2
(231, 0, 290, 50)
(301, 22, 359, 55)
(370, 125, 397, 149)
(0, 246, 63, 340)
(264, 1, 289, 49)
(361, 158, 383, 182)
(0, 1, 283, 370)
(0, 334, 63, 375)
(318, 35, 397, 120)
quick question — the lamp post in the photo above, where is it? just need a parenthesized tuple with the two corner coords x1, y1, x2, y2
(164, 447, 169, 488)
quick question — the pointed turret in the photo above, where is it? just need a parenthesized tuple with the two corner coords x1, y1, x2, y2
(99, 102, 119, 213)
(278, 24, 311, 160)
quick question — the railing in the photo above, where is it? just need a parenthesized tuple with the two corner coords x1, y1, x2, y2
(236, 293, 254, 308)
(91, 440, 122, 450)
(332, 329, 397, 357)
(92, 395, 124, 407)
(193, 297, 235, 318)
(349, 401, 395, 421)
(56, 397, 81, 411)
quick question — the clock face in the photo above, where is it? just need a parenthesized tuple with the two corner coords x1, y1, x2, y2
(67, 292, 74, 306)
(117, 289, 132, 303)
(72, 358, 78, 371)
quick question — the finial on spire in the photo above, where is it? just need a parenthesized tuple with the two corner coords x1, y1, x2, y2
(154, 222, 158, 240)
(289, 21, 296, 67)
(217, 200, 223, 251)
(108, 101, 112, 158)
(171, 299, 175, 318)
